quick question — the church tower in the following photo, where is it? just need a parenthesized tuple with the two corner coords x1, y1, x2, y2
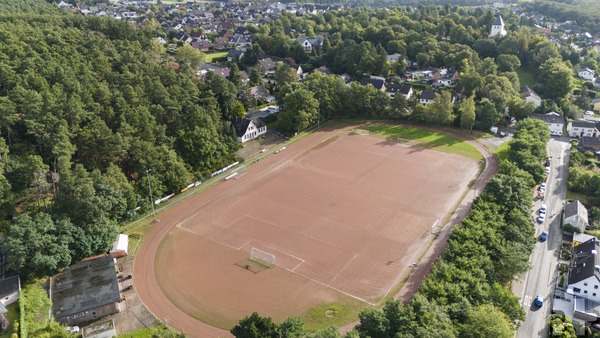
(490, 15, 507, 37)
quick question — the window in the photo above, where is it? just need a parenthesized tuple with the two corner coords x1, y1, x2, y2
(594, 293, 597, 297)
(585, 290, 588, 294)
(92, 311, 97, 319)
(585, 282, 588, 286)
(595, 285, 598, 289)
(574, 287, 581, 293)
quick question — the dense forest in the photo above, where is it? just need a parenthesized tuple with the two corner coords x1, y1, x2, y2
(0, 6, 239, 278)
(526, 0, 600, 33)
(231, 118, 549, 337)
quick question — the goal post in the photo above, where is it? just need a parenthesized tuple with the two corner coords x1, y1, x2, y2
(249, 247, 276, 268)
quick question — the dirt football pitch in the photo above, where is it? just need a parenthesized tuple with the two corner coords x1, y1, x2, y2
(134, 125, 482, 336)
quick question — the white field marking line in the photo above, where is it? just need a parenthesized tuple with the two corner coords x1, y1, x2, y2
(263, 244, 306, 265)
(328, 253, 358, 284)
(245, 214, 355, 255)
(260, 244, 375, 304)
(236, 240, 250, 251)
(380, 236, 430, 302)
(175, 223, 242, 252)
(170, 131, 342, 236)
(278, 261, 375, 306)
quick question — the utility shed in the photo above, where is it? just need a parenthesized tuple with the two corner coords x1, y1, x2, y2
(52, 255, 121, 326)
(109, 234, 128, 258)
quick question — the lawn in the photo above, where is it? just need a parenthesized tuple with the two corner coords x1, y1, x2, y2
(361, 125, 483, 160)
(204, 51, 227, 62)
(493, 142, 510, 161)
(516, 67, 536, 88)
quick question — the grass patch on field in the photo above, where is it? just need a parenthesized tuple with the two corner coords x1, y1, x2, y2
(361, 125, 482, 160)
(302, 300, 366, 333)
(0, 304, 18, 338)
(494, 142, 510, 161)
(204, 51, 227, 62)
(516, 67, 536, 88)
(566, 191, 597, 206)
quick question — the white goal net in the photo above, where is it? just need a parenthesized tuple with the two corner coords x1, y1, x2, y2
(249, 247, 276, 267)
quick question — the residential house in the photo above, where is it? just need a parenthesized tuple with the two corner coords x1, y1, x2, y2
(419, 90, 437, 106)
(530, 113, 564, 136)
(197, 63, 231, 79)
(297, 36, 324, 54)
(386, 84, 413, 99)
(566, 238, 600, 302)
(227, 49, 245, 62)
(579, 137, 600, 154)
(490, 15, 507, 37)
(0, 276, 20, 314)
(564, 200, 589, 232)
(314, 66, 333, 75)
(359, 77, 386, 92)
(387, 53, 402, 63)
(578, 67, 597, 81)
(255, 58, 276, 74)
(191, 40, 216, 52)
(594, 98, 600, 112)
(250, 85, 275, 102)
(520, 86, 542, 107)
(568, 120, 599, 137)
(234, 27, 253, 38)
(52, 255, 121, 326)
(232, 117, 267, 143)
(290, 64, 304, 79)
(230, 36, 252, 48)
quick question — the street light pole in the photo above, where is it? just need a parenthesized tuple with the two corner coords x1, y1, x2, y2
(146, 168, 155, 216)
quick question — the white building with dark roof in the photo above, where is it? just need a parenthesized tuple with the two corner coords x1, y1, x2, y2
(52, 255, 121, 326)
(567, 238, 600, 302)
(520, 86, 542, 107)
(386, 84, 413, 99)
(490, 15, 507, 37)
(578, 67, 597, 82)
(530, 113, 564, 136)
(568, 120, 599, 138)
(564, 200, 589, 233)
(232, 117, 266, 143)
(419, 90, 437, 106)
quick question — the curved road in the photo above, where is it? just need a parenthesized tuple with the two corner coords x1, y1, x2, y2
(133, 124, 499, 338)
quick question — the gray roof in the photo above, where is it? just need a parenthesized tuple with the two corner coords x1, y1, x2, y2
(569, 238, 600, 285)
(0, 276, 19, 299)
(420, 90, 436, 100)
(530, 114, 563, 125)
(565, 200, 587, 219)
(52, 256, 120, 320)
(387, 84, 412, 95)
(493, 15, 504, 26)
(231, 117, 265, 137)
(359, 77, 385, 90)
(572, 121, 597, 129)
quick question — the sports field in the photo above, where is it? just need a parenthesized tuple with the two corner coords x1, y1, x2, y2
(135, 125, 480, 332)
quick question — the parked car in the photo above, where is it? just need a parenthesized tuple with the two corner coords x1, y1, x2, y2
(539, 183, 547, 191)
(545, 166, 551, 174)
(537, 213, 546, 223)
(539, 231, 548, 241)
(540, 204, 547, 213)
(534, 294, 544, 307)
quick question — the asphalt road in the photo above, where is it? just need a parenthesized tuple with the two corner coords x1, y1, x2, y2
(514, 137, 571, 338)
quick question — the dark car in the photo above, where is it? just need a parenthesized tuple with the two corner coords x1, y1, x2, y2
(539, 231, 548, 242)
(534, 294, 544, 307)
